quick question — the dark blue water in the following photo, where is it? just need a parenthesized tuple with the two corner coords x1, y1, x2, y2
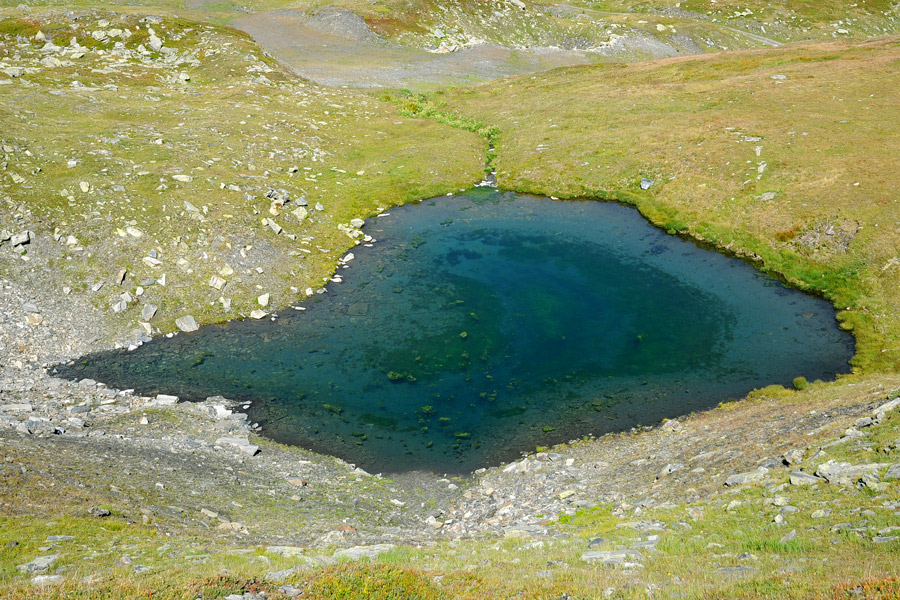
(58, 191, 854, 473)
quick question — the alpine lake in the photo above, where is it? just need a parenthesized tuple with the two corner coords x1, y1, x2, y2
(59, 189, 855, 474)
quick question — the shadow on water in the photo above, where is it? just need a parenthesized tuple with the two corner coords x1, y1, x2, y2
(56, 190, 855, 474)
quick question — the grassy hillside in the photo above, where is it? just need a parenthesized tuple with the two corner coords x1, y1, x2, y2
(432, 35, 900, 373)
(0, 9, 484, 336)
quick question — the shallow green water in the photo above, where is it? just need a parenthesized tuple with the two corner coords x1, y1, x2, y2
(59, 190, 854, 473)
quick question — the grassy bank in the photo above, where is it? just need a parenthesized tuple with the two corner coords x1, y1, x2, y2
(433, 35, 900, 373)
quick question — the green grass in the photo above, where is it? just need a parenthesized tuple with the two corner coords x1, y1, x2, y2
(0, 10, 484, 339)
(438, 35, 900, 374)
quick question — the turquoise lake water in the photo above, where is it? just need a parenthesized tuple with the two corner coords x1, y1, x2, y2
(58, 190, 854, 473)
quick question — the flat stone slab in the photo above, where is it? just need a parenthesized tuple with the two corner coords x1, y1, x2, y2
(815, 461, 886, 486)
(789, 471, 821, 486)
(725, 467, 769, 486)
(333, 544, 395, 562)
(175, 315, 199, 332)
(581, 549, 643, 567)
(216, 437, 259, 456)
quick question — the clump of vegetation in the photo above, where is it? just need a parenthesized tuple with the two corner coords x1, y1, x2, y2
(793, 376, 809, 390)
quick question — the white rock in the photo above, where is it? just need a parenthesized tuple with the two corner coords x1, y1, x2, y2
(175, 315, 199, 332)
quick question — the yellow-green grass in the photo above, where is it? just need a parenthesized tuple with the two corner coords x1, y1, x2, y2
(433, 35, 900, 374)
(0, 10, 484, 337)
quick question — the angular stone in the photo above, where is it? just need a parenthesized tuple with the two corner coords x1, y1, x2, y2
(789, 471, 821, 486)
(250, 310, 267, 320)
(783, 448, 804, 465)
(883, 464, 900, 481)
(258, 293, 269, 307)
(141, 304, 157, 321)
(779, 529, 797, 544)
(209, 275, 226, 290)
(725, 467, 769, 486)
(155, 394, 179, 405)
(175, 315, 199, 332)
(815, 460, 884, 486)
(11, 231, 31, 246)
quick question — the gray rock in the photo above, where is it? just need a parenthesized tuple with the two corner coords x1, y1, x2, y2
(640, 177, 654, 190)
(657, 463, 684, 479)
(18, 554, 59, 573)
(333, 544, 394, 562)
(175, 315, 199, 332)
(725, 467, 769, 486)
(883, 464, 900, 481)
(154, 394, 179, 405)
(789, 471, 821, 486)
(23, 301, 39, 313)
(112, 300, 128, 313)
(873, 398, 900, 421)
(46, 535, 74, 542)
(141, 304, 158, 321)
(266, 566, 309, 582)
(779, 529, 797, 544)
(581, 549, 643, 567)
(279, 584, 303, 598)
(854, 416, 875, 428)
(315, 202, 324, 211)
(216, 437, 259, 456)
(89, 507, 111, 517)
(149, 34, 163, 51)
(782, 448, 804, 465)
(10, 231, 31, 246)
(815, 460, 884, 486)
